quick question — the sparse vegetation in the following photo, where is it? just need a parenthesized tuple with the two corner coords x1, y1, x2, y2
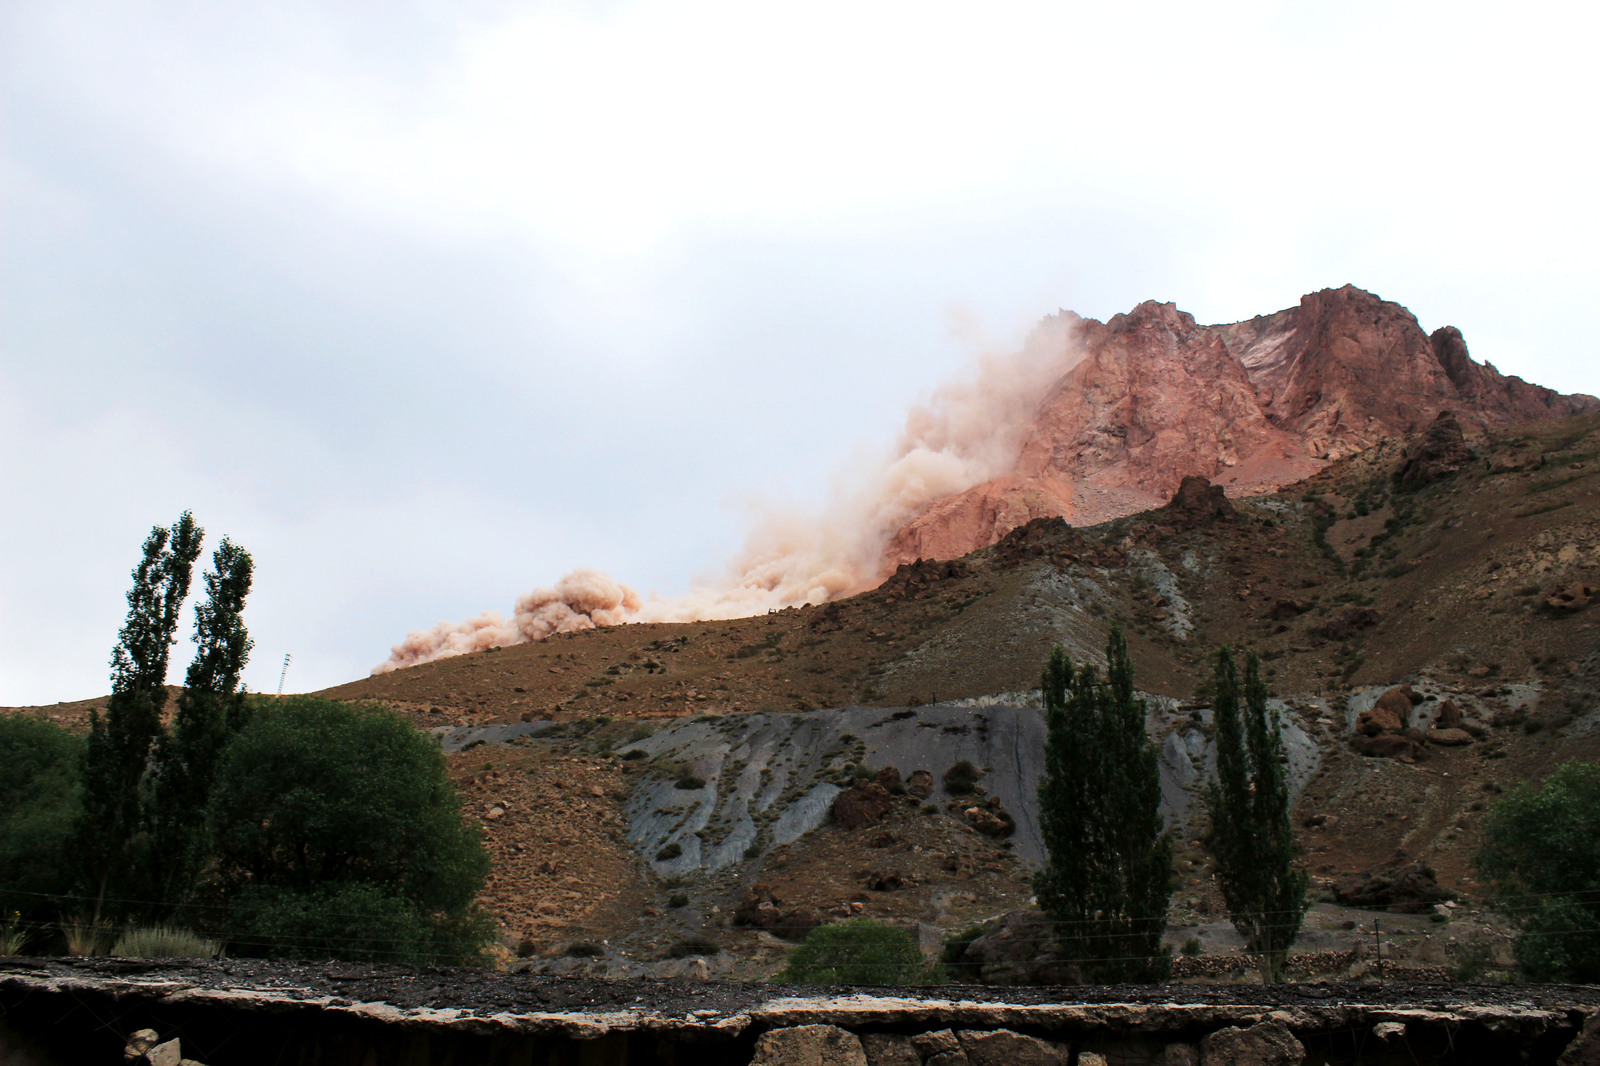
(111, 926, 223, 959)
(942, 760, 981, 795)
(667, 936, 720, 957)
(778, 918, 932, 985)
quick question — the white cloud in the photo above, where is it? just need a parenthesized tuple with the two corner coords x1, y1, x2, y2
(2, 0, 1598, 701)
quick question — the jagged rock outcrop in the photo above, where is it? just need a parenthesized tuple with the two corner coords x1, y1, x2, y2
(1395, 410, 1472, 490)
(887, 286, 1596, 566)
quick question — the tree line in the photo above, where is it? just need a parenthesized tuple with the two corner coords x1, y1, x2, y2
(0, 513, 492, 962)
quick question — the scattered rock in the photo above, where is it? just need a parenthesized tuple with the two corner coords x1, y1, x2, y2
(833, 783, 894, 830)
(874, 766, 903, 790)
(958, 1028, 1070, 1066)
(905, 770, 935, 799)
(1396, 410, 1472, 491)
(1547, 583, 1596, 611)
(1199, 1020, 1305, 1066)
(947, 910, 1075, 985)
(1372, 1021, 1407, 1041)
(147, 1039, 183, 1066)
(1351, 734, 1427, 761)
(1356, 701, 1404, 736)
(1267, 599, 1310, 621)
(1426, 727, 1473, 746)
(1435, 700, 1463, 729)
(1322, 607, 1380, 641)
(124, 1030, 160, 1063)
(751, 1025, 868, 1066)
(961, 797, 1016, 838)
(1334, 861, 1448, 913)
(733, 886, 822, 941)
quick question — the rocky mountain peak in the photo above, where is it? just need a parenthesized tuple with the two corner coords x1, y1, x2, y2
(885, 286, 1595, 568)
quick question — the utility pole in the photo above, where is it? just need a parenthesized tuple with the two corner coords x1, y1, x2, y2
(277, 653, 292, 696)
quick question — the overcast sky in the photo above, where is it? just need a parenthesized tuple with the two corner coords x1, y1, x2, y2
(3, 0, 1597, 704)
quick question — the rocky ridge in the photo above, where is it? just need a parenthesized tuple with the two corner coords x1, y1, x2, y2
(888, 286, 1595, 565)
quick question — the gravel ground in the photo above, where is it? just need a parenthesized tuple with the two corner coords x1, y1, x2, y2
(6, 956, 1598, 1018)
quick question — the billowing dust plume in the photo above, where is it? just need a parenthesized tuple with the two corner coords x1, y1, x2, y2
(374, 316, 1084, 673)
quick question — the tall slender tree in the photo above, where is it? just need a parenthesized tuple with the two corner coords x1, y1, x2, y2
(1205, 647, 1307, 981)
(1034, 625, 1173, 983)
(151, 536, 255, 907)
(79, 513, 204, 915)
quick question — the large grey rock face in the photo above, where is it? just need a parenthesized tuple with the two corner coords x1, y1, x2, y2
(617, 701, 1316, 875)
(751, 1025, 868, 1066)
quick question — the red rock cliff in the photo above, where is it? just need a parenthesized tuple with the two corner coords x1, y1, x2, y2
(886, 286, 1595, 565)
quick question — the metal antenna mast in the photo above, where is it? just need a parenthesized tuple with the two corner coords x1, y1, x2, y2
(277, 653, 292, 696)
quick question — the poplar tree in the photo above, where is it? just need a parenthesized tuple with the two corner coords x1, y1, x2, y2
(151, 536, 255, 905)
(1034, 625, 1173, 983)
(1205, 647, 1307, 982)
(79, 513, 204, 914)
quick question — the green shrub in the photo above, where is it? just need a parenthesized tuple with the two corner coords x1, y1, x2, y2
(667, 893, 689, 908)
(226, 882, 491, 965)
(657, 842, 683, 861)
(943, 760, 981, 796)
(778, 918, 932, 985)
(112, 926, 223, 959)
(940, 923, 987, 982)
(565, 941, 604, 957)
(209, 698, 493, 963)
(667, 936, 720, 958)
(1476, 760, 1600, 981)
(1180, 936, 1204, 956)
(1451, 938, 1496, 982)
(675, 773, 707, 790)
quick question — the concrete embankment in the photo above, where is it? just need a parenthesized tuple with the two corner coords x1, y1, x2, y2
(4, 958, 1597, 1065)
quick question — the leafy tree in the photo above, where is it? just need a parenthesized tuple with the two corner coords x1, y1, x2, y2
(1204, 647, 1307, 982)
(151, 537, 255, 906)
(1034, 626, 1173, 983)
(206, 697, 493, 963)
(0, 716, 85, 923)
(225, 883, 491, 965)
(78, 513, 203, 913)
(1476, 760, 1600, 981)
(778, 918, 931, 985)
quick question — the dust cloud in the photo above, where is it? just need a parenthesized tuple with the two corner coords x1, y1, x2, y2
(374, 315, 1084, 673)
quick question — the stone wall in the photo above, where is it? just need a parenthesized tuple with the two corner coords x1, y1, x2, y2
(3, 960, 1597, 1066)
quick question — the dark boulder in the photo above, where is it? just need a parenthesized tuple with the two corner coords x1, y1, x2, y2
(1334, 861, 1448, 913)
(832, 782, 893, 829)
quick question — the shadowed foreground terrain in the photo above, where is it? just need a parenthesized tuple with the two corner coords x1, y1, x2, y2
(4, 957, 1600, 1065)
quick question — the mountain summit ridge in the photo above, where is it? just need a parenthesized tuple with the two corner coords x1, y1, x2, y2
(887, 285, 1596, 566)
